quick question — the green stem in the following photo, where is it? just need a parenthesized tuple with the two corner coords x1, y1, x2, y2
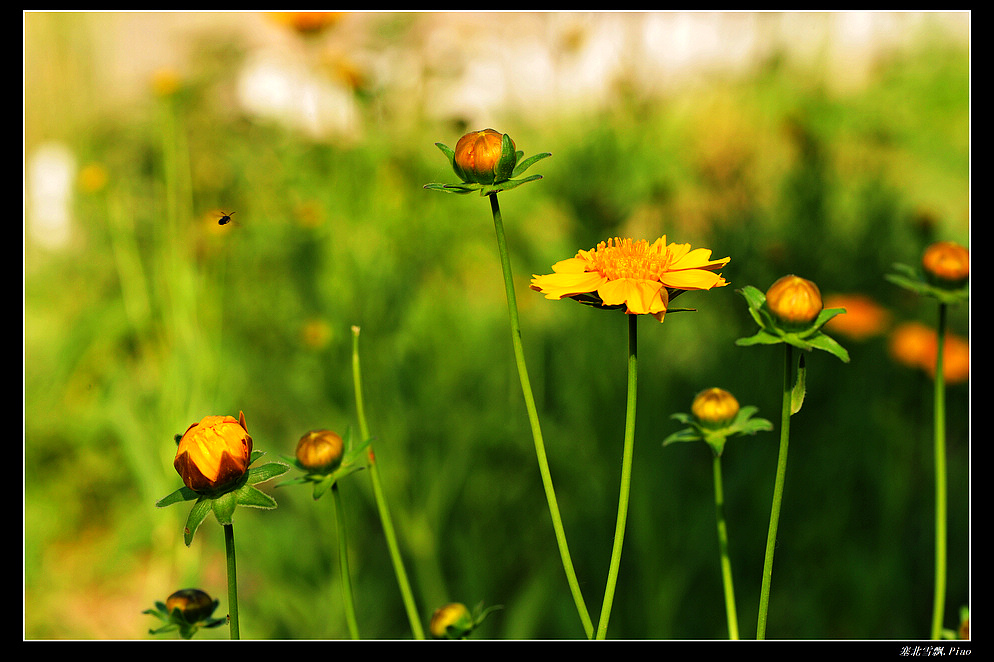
(332, 482, 361, 639)
(351, 326, 425, 640)
(488, 193, 594, 639)
(713, 453, 739, 640)
(223, 523, 240, 640)
(757, 343, 793, 640)
(930, 303, 948, 640)
(596, 313, 638, 640)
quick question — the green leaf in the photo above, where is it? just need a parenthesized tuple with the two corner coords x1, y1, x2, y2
(662, 428, 705, 446)
(236, 485, 279, 510)
(511, 152, 552, 178)
(423, 182, 475, 194)
(735, 329, 783, 346)
(156, 485, 198, 508)
(246, 461, 291, 485)
(738, 285, 767, 310)
(805, 331, 851, 363)
(434, 142, 455, 166)
(791, 354, 806, 415)
(183, 497, 212, 546)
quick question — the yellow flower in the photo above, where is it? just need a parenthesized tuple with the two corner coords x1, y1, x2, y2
(530, 236, 730, 322)
(922, 240, 969, 286)
(453, 129, 512, 184)
(691, 388, 740, 428)
(429, 602, 474, 639)
(295, 429, 345, 474)
(269, 12, 345, 35)
(174, 413, 253, 493)
(765, 275, 823, 326)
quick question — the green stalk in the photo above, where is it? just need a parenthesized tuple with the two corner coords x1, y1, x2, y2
(713, 453, 739, 640)
(930, 302, 948, 639)
(596, 313, 638, 640)
(223, 523, 240, 640)
(351, 326, 425, 640)
(488, 193, 594, 639)
(332, 482, 361, 639)
(757, 343, 793, 640)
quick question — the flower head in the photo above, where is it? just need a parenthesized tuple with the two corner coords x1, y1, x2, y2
(922, 240, 969, 287)
(765, 275, 823, 326)
(295, 429, 345, 474)
(692, 388, 740, 428)
(530, 236, 730, 322)
(823, 293, 891, 341)
(174, 413, 253, 493)
(453, 129, 514, 185)
(430, 602, 474, 639)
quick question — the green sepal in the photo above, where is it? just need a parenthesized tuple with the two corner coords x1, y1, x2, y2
(183, 497, 213, 546)
(663, 405, 772, 457)
(155, 485, 199, 508)
(494, 133, 517, 182)
(235, 484, 279, 509)
(511, 151, 551, 178)
(886, 262, 969, 305)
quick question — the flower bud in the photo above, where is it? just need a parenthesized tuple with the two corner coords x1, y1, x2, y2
(766, 275, 823, 326)
(174, 413, 253, 493)
(165, 589, 218, 624)
(691, 388, 740, 428)
(429, 602, 474, 639)
(453, 129, 514, 184)
(922, 240, 969, 286)
(295, 429, 344, 474)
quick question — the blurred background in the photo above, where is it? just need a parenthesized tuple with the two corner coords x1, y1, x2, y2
(24, 11, 970, 640)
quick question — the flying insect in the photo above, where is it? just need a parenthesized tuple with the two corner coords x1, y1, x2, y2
(217, 211, 236, 225)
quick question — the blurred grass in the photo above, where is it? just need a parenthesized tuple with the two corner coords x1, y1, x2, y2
(24, 13, 969, 640)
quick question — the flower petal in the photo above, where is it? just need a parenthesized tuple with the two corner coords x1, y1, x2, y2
(660, 268, 727, 290)
(530, 271, 606, 300)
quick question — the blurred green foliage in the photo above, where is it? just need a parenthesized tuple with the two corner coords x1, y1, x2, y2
(24, 14, 969, 640)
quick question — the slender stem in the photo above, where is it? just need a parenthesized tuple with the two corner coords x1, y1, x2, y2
(713, 453, 740, 640)
(757, 343, 793, 639)
(223, 523, 240, 640)
(351, 326, 425, 640)
(332, 482, 361, 639)
(488, 193, 594, 639)
(930, 303, 948, 639)
(596, 313, 638, 640)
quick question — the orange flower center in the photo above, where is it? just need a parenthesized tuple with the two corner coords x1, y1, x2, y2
(586, 238, 671, 282)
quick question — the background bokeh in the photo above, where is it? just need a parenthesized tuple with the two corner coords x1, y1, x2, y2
(24, 11, 970, 640)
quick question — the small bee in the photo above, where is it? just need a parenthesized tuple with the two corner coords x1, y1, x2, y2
(217, 211, 236, 226)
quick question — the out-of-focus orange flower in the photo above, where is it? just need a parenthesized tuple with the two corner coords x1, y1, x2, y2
(691, 388, 740, 428)
(151, 68, 182, 97)
(530, 236, 729, 322)
(823, 293, 891, 341)
(269, 12, 345, 35)
(922, 240, 969, 286)
(765, 275, 822, 326)
(174, 413, 253, 492)
(453, 129, 512, 185)
(889, 321, 969, 384)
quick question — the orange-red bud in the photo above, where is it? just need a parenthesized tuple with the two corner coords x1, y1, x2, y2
(174, 413, 253, 493)
(766, 275, 823, 326)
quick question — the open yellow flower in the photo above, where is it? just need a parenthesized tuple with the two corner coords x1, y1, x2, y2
(530, 236, 730, 322)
